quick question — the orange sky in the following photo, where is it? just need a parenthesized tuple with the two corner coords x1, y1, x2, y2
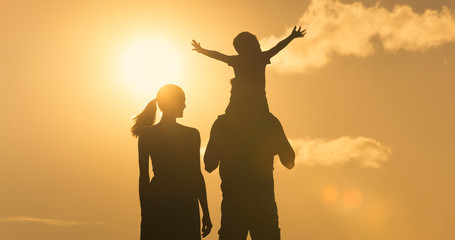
(1, 0, 455, 239)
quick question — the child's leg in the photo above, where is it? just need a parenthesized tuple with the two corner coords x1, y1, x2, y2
(266, 113, 295, 169)
(225, 88, 269, 116)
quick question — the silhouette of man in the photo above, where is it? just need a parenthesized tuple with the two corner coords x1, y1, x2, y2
(204, 113, 295, 240)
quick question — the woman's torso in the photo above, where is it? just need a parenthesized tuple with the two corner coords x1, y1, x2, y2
(141, 123, 200, 197)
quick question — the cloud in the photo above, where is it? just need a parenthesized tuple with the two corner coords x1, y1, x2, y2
(290, 136, 391, 168)
(261, 0, 455, 72)
(201, 136, 391, 168)
(0, 216, 108, 227)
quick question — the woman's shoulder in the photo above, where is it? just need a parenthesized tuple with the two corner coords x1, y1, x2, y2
(138, 126, 157, 139)
(176, 123, 200, 136)
(140, 124, 199, 140)
(175, 125, 199, 143)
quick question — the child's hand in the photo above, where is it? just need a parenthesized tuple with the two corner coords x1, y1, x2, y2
(192, 40, 203, 52)
(290, 26, 306, 39)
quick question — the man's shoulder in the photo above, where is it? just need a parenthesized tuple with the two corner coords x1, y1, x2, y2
(216, 114, 228, 121)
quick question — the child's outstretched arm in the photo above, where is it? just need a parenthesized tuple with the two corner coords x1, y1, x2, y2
(192, 40, 232, 63)
(265, 26, 306, 59)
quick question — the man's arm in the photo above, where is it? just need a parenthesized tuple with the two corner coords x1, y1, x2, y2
(192, 40, 232, 64)
(204, 119, 223, 172)
(278, 140, 295, 170)
(268, 115, 295, 169)
(264, 26, 306, 59)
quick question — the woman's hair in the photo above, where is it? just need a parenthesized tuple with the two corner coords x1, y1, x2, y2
(233, 32, 261, 55)
(131, 84, 184, 137)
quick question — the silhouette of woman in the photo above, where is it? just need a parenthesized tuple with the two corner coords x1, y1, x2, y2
(132, 84, 212, 240)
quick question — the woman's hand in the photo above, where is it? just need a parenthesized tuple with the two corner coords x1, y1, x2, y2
(290, 26, 306, 39)
(201, 214, 212, 238)
(191, 40, 203, 52)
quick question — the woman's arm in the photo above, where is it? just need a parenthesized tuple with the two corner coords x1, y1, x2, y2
(264, 26, 306, 59)
(193, 130, 212, 237)
(197, 171, 212, 237)
(138, 135, 150, 208)
(192, 40, 233, 64)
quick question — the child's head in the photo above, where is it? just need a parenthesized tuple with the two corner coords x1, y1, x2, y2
(233, 32, 261, 55)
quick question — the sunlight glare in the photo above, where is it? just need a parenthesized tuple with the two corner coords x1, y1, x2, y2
(342, 188, 364, 209)
(121, 37, 181, 96)
(320, 185, 339, 204)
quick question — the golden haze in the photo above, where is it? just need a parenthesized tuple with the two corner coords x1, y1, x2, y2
(1, 0, 455, 239)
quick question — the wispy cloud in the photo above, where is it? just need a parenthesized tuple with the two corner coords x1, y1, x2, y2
(261, 0, 455, 72)
(201, 136, 391, 168)
(0, 216, 108, 227)
(290, 137, 391, 168)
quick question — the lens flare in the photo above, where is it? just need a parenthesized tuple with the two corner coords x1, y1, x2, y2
(320, 185, 339, 204)
(342, 188, 364, 209)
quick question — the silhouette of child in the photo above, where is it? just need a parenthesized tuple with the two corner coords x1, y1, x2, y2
(192, 26, 305, 115)
(192, 27, 305, 166)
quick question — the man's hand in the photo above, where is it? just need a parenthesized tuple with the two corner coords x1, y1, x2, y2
(192, 40, 203, 52)
(290, 26, 306, 39)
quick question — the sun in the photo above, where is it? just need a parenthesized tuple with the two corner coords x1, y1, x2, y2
(121, 37, 181, 96)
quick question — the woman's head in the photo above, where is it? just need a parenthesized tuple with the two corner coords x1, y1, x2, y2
(131, 84, 186, 137)
(233, 32, 261, 55)
(156, 84, 186, 118)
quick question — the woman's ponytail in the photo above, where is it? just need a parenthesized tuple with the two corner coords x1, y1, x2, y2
(131, 99, 157, 137)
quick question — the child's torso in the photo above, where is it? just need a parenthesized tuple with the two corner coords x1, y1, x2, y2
(229, 53, 271, 94)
